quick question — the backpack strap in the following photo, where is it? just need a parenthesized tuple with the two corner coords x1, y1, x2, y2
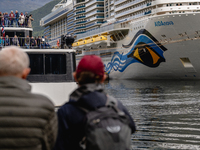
(77, 95, 125, 117)
(106, 95, 125, 116)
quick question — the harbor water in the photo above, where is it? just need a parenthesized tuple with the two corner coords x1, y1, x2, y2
(104, 80, 200, 150)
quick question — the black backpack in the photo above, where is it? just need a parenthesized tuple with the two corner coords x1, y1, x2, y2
(79, 96, 132, 150)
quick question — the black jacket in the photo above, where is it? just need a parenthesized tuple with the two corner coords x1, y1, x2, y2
(54, 83, 136, 150)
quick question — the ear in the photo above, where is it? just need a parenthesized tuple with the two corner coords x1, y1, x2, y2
(100, 74, 107, 83)
(73, 72, 78, 82)
(21, 68, 31, 79)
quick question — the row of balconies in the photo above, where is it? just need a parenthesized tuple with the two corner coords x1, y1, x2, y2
(67, 21, 74, 26)
(76, 5, 85, 10)
(75, 15, 104, 27)
(76, 11, 86, 15)
(86, 10, 104, 18)
(115, 3, 147, 18)
(67, 16, 74, 21)
(67, 11, 74, 17)
(86, 0, 104, 8)
(115, 0, 146, 12)
(153, 5, 200, 14)
(76, 21, 87, 25)
(67, 26, 74, 30)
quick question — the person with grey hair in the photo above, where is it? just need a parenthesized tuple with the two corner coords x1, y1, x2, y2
(0, 46, 58, 150)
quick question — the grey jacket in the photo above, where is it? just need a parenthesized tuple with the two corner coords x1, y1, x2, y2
(0, 76, 57, 150)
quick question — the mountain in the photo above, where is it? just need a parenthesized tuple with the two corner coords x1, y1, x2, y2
(30, 0, 61, 37)
(0, 0, 53, 13)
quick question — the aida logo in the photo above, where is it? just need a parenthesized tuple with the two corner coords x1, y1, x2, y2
(105, 29, 167, 74)
(155, 21, 174, 27)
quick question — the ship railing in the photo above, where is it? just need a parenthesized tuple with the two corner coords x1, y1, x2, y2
(0, 37, 51, 50)
(76, 21, 129, 39)
(0, 17, 32, 28)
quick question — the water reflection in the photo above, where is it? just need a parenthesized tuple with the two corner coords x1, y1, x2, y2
(104, 80, 200, 150)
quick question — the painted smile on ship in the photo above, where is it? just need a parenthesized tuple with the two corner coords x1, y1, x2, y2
(105, 29, 168, 73)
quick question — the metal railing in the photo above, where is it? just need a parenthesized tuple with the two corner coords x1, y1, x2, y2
(0, 17, 32, 28)
(0, 37, 51, 49)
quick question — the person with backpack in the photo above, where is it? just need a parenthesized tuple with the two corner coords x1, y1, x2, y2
(54, 55, 136, 150)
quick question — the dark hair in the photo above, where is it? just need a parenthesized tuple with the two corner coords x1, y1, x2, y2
(76, 71, 103, 85)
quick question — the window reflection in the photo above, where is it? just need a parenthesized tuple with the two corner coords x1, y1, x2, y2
(29, 54, 44, 74)
(28, 54, 66, 75)
(45, 54, 66, 74)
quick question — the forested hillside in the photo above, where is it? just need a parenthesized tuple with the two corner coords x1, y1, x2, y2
(30, 0, 61, 36)
(0, 0, 53, 13)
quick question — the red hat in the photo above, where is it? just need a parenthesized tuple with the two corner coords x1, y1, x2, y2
(76, 55, 104, 77)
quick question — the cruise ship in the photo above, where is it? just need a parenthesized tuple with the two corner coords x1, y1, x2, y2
(40, 0, 200, 79)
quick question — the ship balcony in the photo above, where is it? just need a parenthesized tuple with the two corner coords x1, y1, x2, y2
(76, 16, 86, 20)
(86, 5, 104, 13)
(75, 21, 87, 25)
(115, 4, 147, 18)
(86, 22, 103, 28)
(86, 0, 104, 8)
(67, 11, 74, 17)
(67, 16, 74, 21)
(75, 26, 86, 30)
(74, 0, 86, 6)
(76, 31, 86, 35)
(67, 26, 74, 30)
(85, 11, 104, 18)
(76, 5, 85, 10)
(76, 21, 129, 40)
(115, 0, 146, 12)
(67, 21, 74, 26)
(115, 0, 124, 5)
(76, 11, 86, 15)
(84, 16, 104, 24)
(153, 6, 200, 14)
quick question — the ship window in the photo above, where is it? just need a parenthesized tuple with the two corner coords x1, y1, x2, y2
(180, 57, 196, 72)
(45, 54, 66, 74)
(29, 54, 44, 75)
(180, 58, 194, 68)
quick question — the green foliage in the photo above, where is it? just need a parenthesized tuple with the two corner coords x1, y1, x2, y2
(31, 0, 61, 37)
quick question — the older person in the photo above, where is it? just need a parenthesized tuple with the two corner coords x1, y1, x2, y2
(0, 46, 57, 150)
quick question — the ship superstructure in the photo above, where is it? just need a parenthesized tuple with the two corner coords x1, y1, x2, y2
(41, 0, 200, 79)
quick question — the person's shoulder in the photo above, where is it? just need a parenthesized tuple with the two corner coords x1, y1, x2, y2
(27, 92, 55, 109)
(57, 101, 78, 115)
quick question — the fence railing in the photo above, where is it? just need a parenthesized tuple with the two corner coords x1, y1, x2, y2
(0, 37, 51, 49)
(0, 17, 33, 28)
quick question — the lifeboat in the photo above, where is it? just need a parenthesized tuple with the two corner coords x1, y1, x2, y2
(95, 35, 107, 42)
(79, 40, 87, 45)
(87, 38, 95, 44)
(72, 42, 79, 47)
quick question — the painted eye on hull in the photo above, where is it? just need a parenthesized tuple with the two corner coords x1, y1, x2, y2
(105, 29, 168, 74)
(127, 42, 165, 67)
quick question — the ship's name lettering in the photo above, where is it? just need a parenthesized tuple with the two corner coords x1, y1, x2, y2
(155, 21, 174, 27)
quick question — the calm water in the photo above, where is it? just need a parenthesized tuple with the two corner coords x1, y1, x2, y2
(104, 80, 200, 150)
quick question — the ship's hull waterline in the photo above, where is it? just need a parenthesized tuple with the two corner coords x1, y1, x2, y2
(76, 13, 200, 79)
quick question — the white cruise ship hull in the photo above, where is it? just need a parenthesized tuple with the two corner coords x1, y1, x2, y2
(77, 13, 200, 79)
